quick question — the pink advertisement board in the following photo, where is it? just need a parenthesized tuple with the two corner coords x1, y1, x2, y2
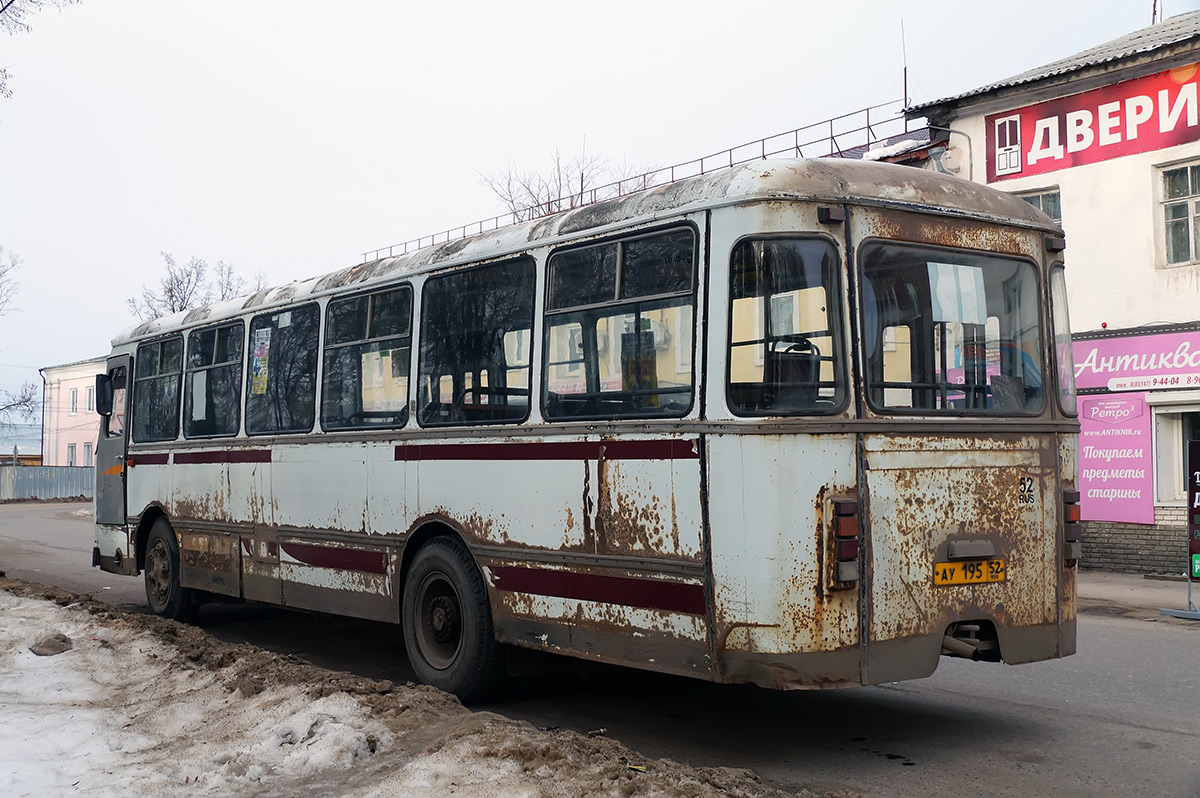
(1078, 393, 1154, 524)
(1073, 330, 1200, 392)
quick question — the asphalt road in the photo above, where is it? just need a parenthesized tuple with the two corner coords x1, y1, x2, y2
(2, 501, 1198, 797)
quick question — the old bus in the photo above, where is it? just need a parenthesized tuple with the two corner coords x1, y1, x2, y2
(93, 158, 1080, 699)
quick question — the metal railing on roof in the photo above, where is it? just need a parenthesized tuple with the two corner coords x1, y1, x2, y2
(361, 100, 912, 263)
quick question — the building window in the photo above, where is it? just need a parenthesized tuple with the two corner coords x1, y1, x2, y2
(1162, 163, 1200, 265)
(1153, 408, 1200, 503)
(1019, 190, 1061, 223)
(66, 443, 76, 467)
(83, 442, 93, 467)
(69, 388, 78, 415)
(86, 386, 95, 413)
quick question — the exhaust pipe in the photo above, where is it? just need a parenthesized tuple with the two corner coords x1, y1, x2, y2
(941, 634, 981, 661)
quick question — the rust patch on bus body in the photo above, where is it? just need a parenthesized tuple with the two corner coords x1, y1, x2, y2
(486, 556, 709, 679)
(590, 447, 698, 562)
(860, 208, 1041, 259)
(862, 433, 1059, 660)
(171, 490, 231, 527)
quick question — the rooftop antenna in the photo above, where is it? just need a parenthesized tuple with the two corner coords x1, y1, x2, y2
(901, 18, 909, 108)
(1152, 0, 1161, 24)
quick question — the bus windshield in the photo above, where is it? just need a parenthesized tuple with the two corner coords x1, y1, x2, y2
(861, 242, 1045, 414)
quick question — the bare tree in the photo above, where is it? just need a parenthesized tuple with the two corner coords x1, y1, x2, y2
(0, 382, 37, 428)
(0, 244, 17, 313)
(481, 147, 658, 222)
(0, 0, 82, 100)
(212, 258, 266, 302)
(127, 252, 265, 322)
(0, 244, 38, 427)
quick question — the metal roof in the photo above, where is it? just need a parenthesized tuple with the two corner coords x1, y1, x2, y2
(910, 10, 1200, 114)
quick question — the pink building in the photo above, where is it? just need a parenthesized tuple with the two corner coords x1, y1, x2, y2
(40, 356, 107, 467)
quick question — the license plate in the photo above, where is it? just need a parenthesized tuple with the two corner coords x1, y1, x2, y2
(934, 558, 1006, 586)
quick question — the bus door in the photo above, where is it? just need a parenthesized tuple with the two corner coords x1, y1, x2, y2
(852, 208, 1064, 683)
(94, 354, 135, 574)
(95, 355, 130, 525)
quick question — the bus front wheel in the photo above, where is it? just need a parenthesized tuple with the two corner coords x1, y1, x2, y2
(144, 518, 198, 623)
(401, 536, 504, 701)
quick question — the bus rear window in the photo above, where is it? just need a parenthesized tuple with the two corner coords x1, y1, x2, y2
(860, 243, 1044, 415)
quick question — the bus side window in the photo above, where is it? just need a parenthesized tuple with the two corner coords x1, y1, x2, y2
(417, 258, 535, 427)
(727, 238, 845, 415)
(245, 304, 320, 435)
(322, 285, 412, 431)
(132, 337, 183, 443)
(184, 321, 244, 438)
(543, 228, 697, 421)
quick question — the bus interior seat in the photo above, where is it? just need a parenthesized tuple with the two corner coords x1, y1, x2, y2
(764, 338, 820, 408)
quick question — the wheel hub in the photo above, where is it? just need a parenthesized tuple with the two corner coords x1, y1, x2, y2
(427, 595, 458, 644)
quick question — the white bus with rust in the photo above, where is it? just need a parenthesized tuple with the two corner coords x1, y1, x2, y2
(93, 158, 1080, 699)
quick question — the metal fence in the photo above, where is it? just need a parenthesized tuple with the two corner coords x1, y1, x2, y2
(0, 466, 94, 501)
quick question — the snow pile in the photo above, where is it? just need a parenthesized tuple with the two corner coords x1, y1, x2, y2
(0, 582, 812, 797)
(861, 135, 931, 162)
(0, 590, 391, 797)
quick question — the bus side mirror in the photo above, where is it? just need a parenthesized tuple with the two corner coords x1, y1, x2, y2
(95, 373, 113, 417)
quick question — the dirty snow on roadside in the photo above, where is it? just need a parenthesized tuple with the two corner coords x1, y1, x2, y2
(0, 582, 816, 798)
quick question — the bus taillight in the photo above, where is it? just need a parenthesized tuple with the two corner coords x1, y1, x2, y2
(1063, 490, 1082, 565)
(833, 499, 861, 583)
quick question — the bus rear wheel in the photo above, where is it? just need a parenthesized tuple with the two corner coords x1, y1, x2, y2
(402, 536, 504, 702)
(144, 518, 198, 623)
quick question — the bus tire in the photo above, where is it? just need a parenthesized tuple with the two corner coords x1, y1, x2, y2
(402, 536, 504, 702)
(144, 518, 198, 623)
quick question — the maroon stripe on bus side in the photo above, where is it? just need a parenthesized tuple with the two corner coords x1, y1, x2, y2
(279, 542, 387, 575)
(394, 439, 699, 462)
(127, 453, 170, 466)
(490, 565, 707, 616)
(174, 450, 272, 465)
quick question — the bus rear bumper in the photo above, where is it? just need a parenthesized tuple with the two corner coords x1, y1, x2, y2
(94, 524, 137, 576)
(719, 647, 863, 690)
(862, 620, 1076, 684)
(718, 619, 1075, 690)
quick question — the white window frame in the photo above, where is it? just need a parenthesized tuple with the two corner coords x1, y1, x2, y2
(66, 443, 76, 467)
(83, 442, 93, 467)
(86, 386, 95, 413)
(1159, 160, 1200, 268)
(1016, 188, 1062, 224)
(69, 388, 78, 415)
(1146, 390, 1200, 504)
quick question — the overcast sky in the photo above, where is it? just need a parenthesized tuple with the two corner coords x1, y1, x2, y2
(1, 0, 1195, 403)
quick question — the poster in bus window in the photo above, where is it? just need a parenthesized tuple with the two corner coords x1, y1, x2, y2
(251, 328, 271, 395)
